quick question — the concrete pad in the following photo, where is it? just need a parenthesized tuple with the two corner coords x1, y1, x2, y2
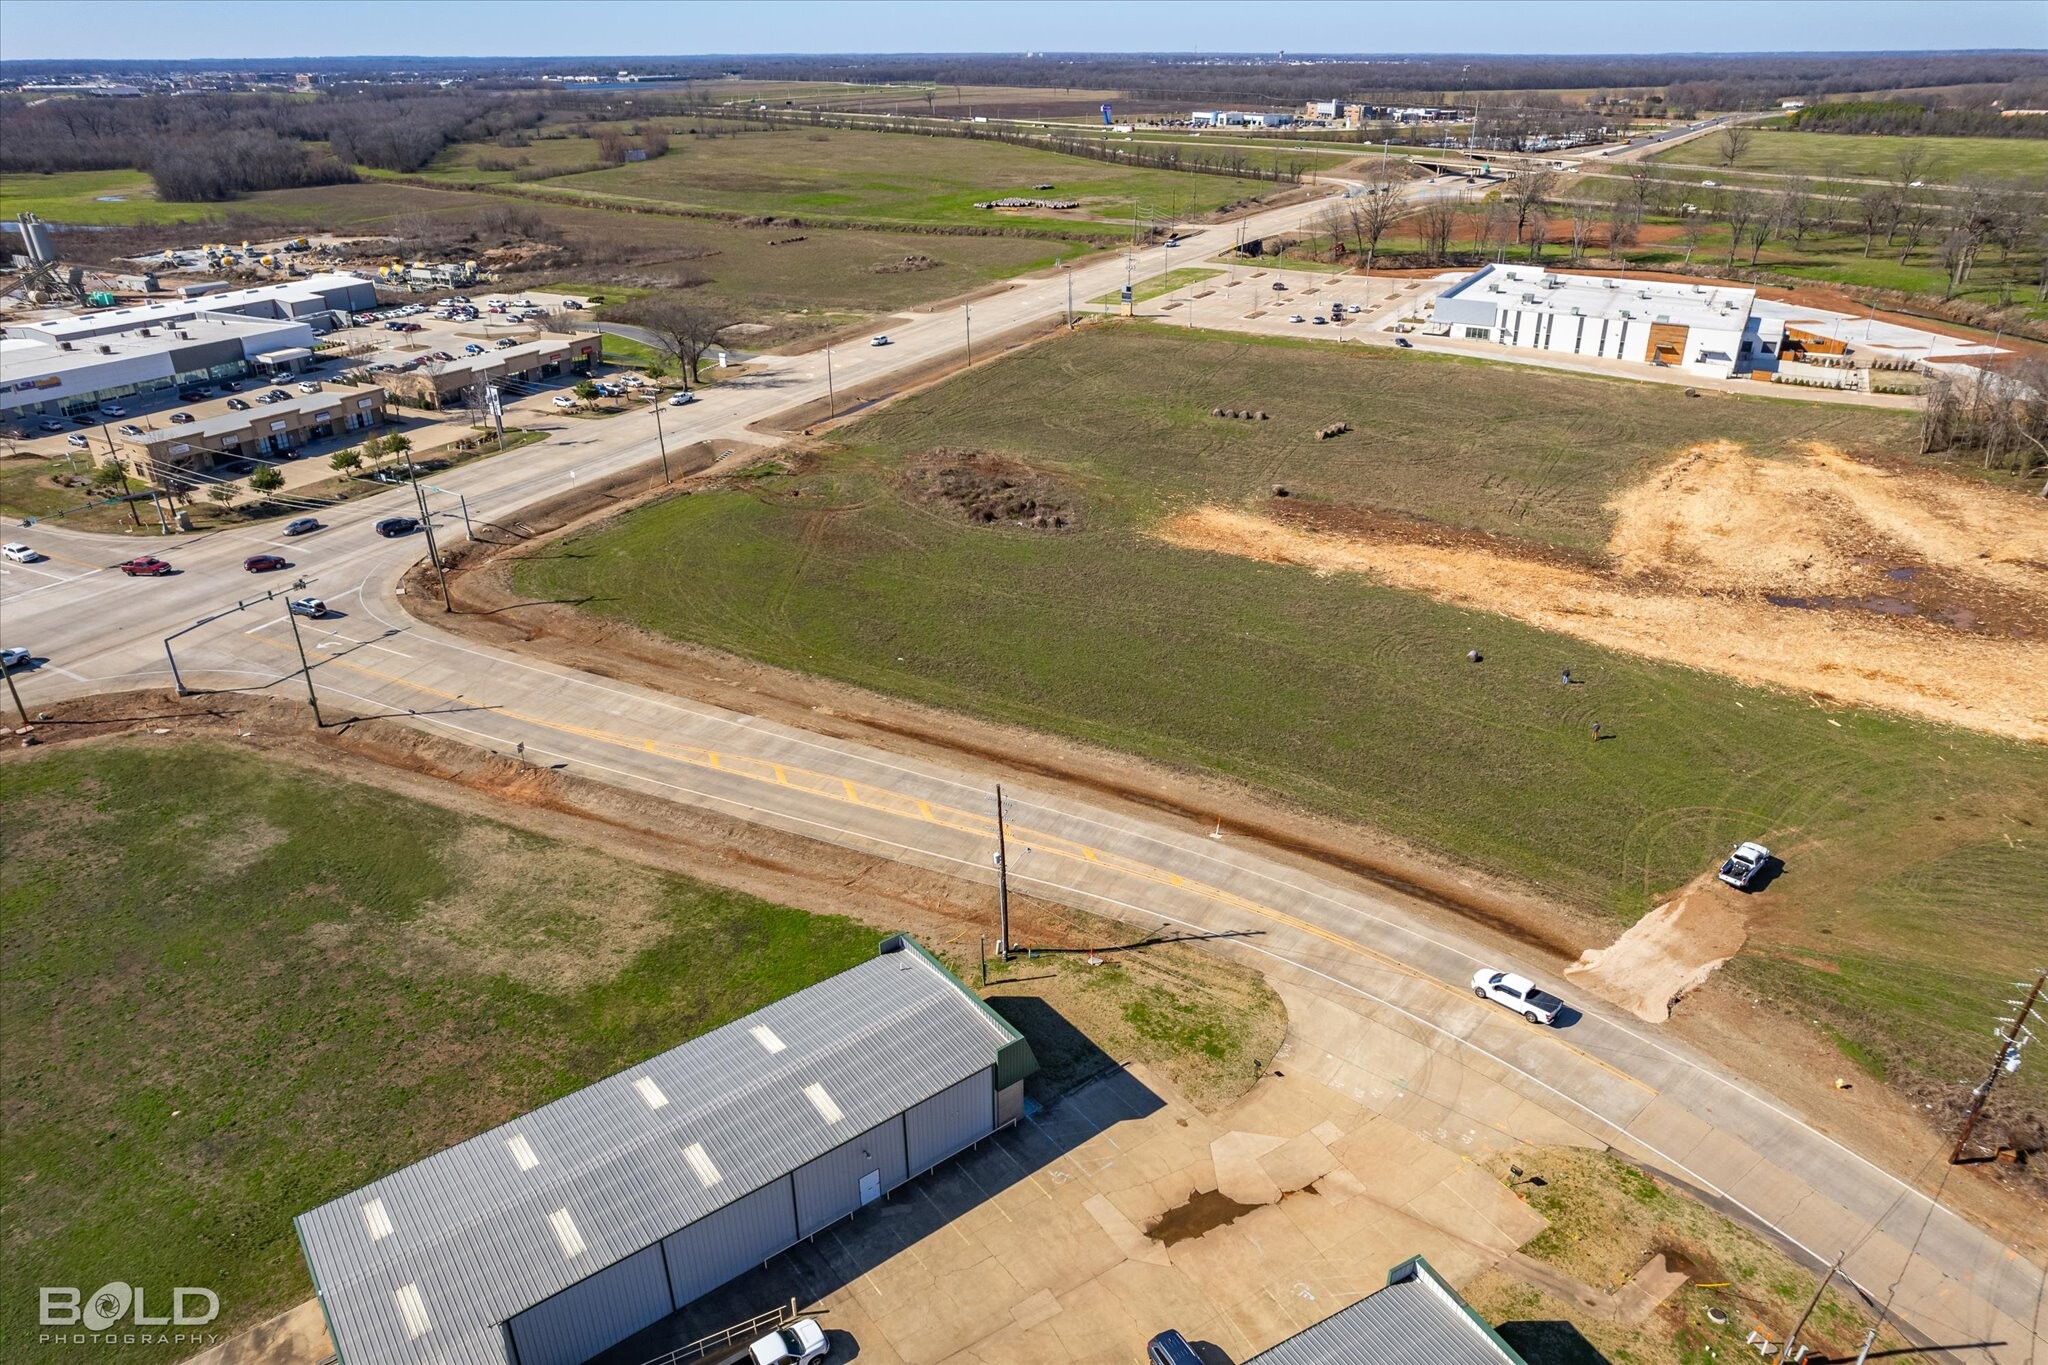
(1625, 1094, 1717, 1165)
(1210, 1130, 1286, 1205)
(181, 1298, 330, 1365)
(1310, 1119, 1347, 1146)
(1082, 1192, 1172, 1267)
(1009, 1288, 1064, 1332)
(1256, 1131, 1340, 1193)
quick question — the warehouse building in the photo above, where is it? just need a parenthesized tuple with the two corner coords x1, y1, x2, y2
(0, 313, 317, 423)
(1430, 264, 1763, 379)
(1236, 1256, 1529, 1365)
(296, 936, 1035, 1365)
(382, 333, 599, 409)
(118, 387, 387, 482)
(7, 272, 376, 347)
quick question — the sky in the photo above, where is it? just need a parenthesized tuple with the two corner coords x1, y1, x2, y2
(0, 0, 2042, 62)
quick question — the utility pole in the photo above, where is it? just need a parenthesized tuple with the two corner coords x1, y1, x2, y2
(1783, 1250, 1843, 1360)
(281, 593, 324, 727)
(400, 445, 451, 612)
(652, 399, 671, 483)
(824, 344, 835, 418)
(963, 305, 972, 367)
(1950, 970, 2045, 1164)
(993, 784, 1011, 961)
(2, 652, 28, 726)
(1064, 266, 1073, 329)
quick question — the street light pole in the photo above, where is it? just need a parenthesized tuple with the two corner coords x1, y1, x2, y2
(1065, 266, 1073, 329)
(400, 445, 451, 612)
(994, 784, 1011, 961)
(281, 593, 324, 727)
(825, 344, 835, 418)
(963, 305, 972, 367)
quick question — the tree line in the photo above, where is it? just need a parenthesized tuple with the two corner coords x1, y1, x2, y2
(1785, 100, 2048, 140)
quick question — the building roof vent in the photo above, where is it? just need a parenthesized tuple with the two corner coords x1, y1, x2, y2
(97, 344, 114, 354)
(59, 340, 74, 350)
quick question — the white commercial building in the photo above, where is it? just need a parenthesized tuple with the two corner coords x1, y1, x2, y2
(0, 314, 317, 422)
(1430, 264, 1769, 379)
(7, 272, 375, 348)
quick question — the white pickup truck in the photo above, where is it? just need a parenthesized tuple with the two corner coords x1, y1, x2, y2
(1470, 970, 1565, 1026)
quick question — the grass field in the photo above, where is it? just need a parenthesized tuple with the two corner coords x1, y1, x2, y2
(531, 125, 1276, 231)
(0, 738, 1285, 1350)
(1090, 266, 1222, 305)
(1653, 128, 2048, 181)
(516, 325, 2048, 1114)
(0, 169, 205, 225)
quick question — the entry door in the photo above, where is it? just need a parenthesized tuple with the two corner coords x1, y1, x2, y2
(858, 1170, 881, 1206)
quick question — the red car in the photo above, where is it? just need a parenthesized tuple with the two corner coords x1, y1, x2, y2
(244, 554, 288, 573)
(118, 556, 173, 577)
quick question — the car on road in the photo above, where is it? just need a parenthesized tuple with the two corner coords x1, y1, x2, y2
(38, 419, 65, 433)
(748, 1319, 827, 1365)
(225, 397, 250, 410)
(1311, 315, 1328, 325)
(0, 646, 30, 670)
(870, 334, 891, 346)
(463, 344, 485, 355)
(551, 395, 577, 409)
(244, 553, 288, 573)
(282, 517, 322, 536)
(66, 433, 89, 448)
(562, 299, 583, 310)
(1470, 969, 1565, 1025)
(1287, 314, 1305, 324)
(375, 516, 419, 537)
(117, 555, 173, 577)
(288, 597, 328, 618)
(1271, 281, 1287, 290)
(98, 404, 126, 417)
(3, 542, 42, 563)
(495, 337, 516, 348)
(667, 392, 697, 406)
(169, 411, 195, 424)
(1717, 841, 1772, 890)
(1394, 337, 1414, 348)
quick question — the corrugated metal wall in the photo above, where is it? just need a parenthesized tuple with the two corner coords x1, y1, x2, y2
(905, 1069, 993, 1174)
(662, 1177, 799, 1308)
(505, 1242, 671, 1365)
(996, 1080, 1025, 1129)
(792, 1117, 907, 1238)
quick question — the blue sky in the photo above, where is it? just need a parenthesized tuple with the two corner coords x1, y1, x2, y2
(1, 0, 2042, 61)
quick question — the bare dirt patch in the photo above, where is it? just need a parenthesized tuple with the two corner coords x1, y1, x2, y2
(1565, 874, 1750, 1022)
(903, 447, 1077, 530)
(1158, 441, 2048, 742)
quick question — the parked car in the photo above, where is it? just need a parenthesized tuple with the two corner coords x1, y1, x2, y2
(495, 337, 516, 348)
(1394, 337, 1414, 348)
(0, 646, 31, 670)
(1470, 969, 1564, 1026)
(463, 344, 485, 355)
(282, 517, 322, 536)
(288, 597, 328, 618)
(870, 334, 891, 347)
(177, 389, 206, 402)
(267, 389, 291, 401)
(297, 380, 321, 394)
(562, 299, 583, 310)
(71, 414, 97, 426)
(1717, 842, 1772, 891)
(1271, 281, 1287, 290)
(117, 424, 144, 437)
(169, 411, 195, 424)
(244, 554, 288, 573)
(1147, 1331, 1204, 1365)
(117, 556, 173, 577)
(1311, 316, 1328, 325)
(374, 516, 418, 537)
(667, 392, 697, 406)
(551, 395, 577, 409)
(1287, 314, 1305, 324)
(66, 433, 89, 448)
(747, 1319, 827, 1365)
(98, 404, 126, 417)
(255, 393, 280, 405)
(226, 397, 250, 411)
(2, 542, 41, 563)
(38, 419, 65, 433)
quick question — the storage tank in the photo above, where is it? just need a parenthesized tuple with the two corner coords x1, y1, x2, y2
(18, 213, 57, 265)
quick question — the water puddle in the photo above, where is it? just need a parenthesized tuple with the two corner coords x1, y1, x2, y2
(1766, 593, 1917, 617)
(1145, 1188, 1260, 1246)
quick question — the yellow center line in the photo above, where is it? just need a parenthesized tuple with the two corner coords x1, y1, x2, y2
(251, 636, 1651, 1093)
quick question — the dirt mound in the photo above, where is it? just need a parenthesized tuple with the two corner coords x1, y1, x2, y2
(905, 447, 1077, 531)
(1566, 875, 1749, 1022)
(1155, 442, 2048, 742)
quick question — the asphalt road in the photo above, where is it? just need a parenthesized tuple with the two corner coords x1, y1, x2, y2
(5, 180, 2044, 1360)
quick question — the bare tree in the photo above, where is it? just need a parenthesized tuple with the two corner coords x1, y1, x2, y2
(595, 127, 628, 165)
(1776, 176, 1817, 248)
(1417, 194, 1462, 265)
(617, 294, 734, 386)
(1526, 203, 1552, 263)
(1716, 123, 1754, 166)
(1349, 173, 1411, 277)
(1471, 195, 1508, 260)
(1856, 186, 1895, 257)
(1678, 201, 1709, 266)
(1568, 201, 1596, 264)
(1720, 190, 1759, 268)
(1747, 196, 1780, 265)
(1506, 169, 1558, 243)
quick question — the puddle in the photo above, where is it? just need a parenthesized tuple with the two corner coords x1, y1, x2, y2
(1885, 566, 1923, 582)
(94, 195, 128, 203)
(1145, 1188, 1261, 1246)
(1766, 593, 1917, 617)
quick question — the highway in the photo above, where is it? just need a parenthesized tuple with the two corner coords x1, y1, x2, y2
(5, 179, 2044, 1361)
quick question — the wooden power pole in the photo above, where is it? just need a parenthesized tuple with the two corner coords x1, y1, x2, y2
(1783, 1250, 1843, 1359)
(1950, 970, 2045, 1164)
(994, 785, 1011, 961)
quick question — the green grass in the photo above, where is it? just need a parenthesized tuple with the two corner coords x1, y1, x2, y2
(528, 124, 1275, 232)
(514, 325, 2047, 1113)
(1089, 267, 1222, 305)
(0, 741, 884, 1353)
(596, 333, 670, 370)
(0, 169, 203, 225)
(1653, 128, 2048, 182)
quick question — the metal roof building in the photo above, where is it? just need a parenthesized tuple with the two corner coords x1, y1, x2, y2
(297, 936, 1035, 1365)
(1240, 1257, 1529, 1365)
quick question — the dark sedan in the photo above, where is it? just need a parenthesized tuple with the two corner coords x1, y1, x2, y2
(374, 516, 419, 537)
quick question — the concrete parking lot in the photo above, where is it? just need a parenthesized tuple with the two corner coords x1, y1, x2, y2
(593, 980, 1562, 1365)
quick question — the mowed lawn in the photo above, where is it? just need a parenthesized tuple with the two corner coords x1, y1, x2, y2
(1654, 128, 2048, 181)
(0, 169, 204, 225)
(537, 125, 1276, 229)
(0, 742, 881, 1353)
(517, 326, 2048, 1111)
